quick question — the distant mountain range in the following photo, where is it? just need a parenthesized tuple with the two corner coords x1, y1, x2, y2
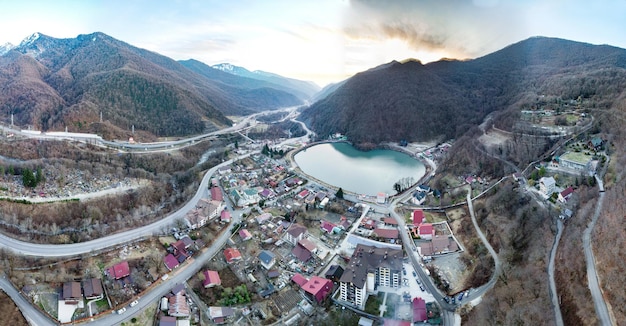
(0, 32, 317, 139)
(300, 37, 626, 146)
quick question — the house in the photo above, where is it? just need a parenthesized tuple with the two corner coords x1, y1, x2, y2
(301, 276, 333, 304)
(107, 261, 130, 280)
(62, 281, 82, 303)
(588, 137, 603, 150)
(360, 218, 377, 230)
(210, 186, 224, 201)
(559, 152, 594, 173)
(383, 218, 398, 226)
(359, 317, 375, 326)
(168, 290, 190, 317)
(285, 223, 307, 245)
(259, 188, 275, 199)
(224, 248, 242, 263)
(539, 177, 556, 195)
(321, 220, 337, 234)
(258, 250, 276, 269)
(291, 273, 308, 287)
(373, 228, 399, 240)
(298, 238, 318, 254)
(512, 172, 523, 182)
(82, 278, 103, 300)
(208, 306, 235, 324)
(413, 210, 425, 226)
(325, 265, 345, 282)
(256, 213, 272, 224)
(297, 189, 309, 199)
(376, 192, 386, 204)
(339, 244, 403, 309)
(185, 209, 208, 229)
(412, 297, 427, 322)
(203, 270, 221, 288)
(419, 235, 458, 256)
(267, 270, 280, 278)
(417, 223, 434, 240)
(292, 242, 313, 262)
(239, 229, 253, 241)
(417, 184, 431, 193)
(164, 254, 180, 271)
(217, 166, 231, 175)
(411, 191, 426, 205)
(159, 316, 177, 326)
(558, 186, 574, 203)
(220, 209, 231, 223)
(465, 176, 476, 184)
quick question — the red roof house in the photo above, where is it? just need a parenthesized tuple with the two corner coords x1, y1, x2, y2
(321, 220, 337, 234)
(558, 186, 574, 203)
(413, 210, 425, 226)
(223, 248, 242, 263)
(210, 187, 223, 201)
(291, 273, 308, 287)
(239, 229, 253, 241)
(164, 254, 180, 271)
(301, 276, 333, 304)
(203, 270, 222, 288)
(373, 228, 399, 239)
(383, 217, 398, 225)
(220, 209, 231, 223)
(412, 297, 427, 322)
(107, 261, 130, 279)
(418, 223, 434, 239)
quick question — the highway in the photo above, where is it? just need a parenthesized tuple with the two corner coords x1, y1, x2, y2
(583, 178, 613, 325)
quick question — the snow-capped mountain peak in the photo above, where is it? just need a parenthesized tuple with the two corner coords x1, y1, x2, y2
(19, 32, 41, 48)
(0, 42, 15, 56)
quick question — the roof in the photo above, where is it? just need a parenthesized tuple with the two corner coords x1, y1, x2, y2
(540, 176, 556, 187)
(412, 297, 427, 322)
(220, 209, 231, 221)
(267, 270, 280, 278)
(164, 254, 179, 270)
(62, 281, 81, 300)
(560, 186, 574, 198)
(358, 317, 375, 326)
(383, 218, 398, 225)
(418, 223, 433, 235)
(297, 238, 317, 252)
(325, 265, 344, 279)
(109, 261, 130, 279)
(339, 244, 403, 288)
(301, 276, 333, 303)
(321, 220, 336, 233)
(287, 224, 307, 238)
(413, 210, 425, 226)
(258, 250, 275, 264)
(209, 306, 235, 319)
(82, 278, 103, 298)
(168, 291, 190, 317)
(291, 244, 312, 262)
(203, 270, 221, 287)
(210, 187, 223, 201)
(224, 248, 242, 263)
(180, 236, 194, 248)
(171, 283, 185, 295)
(291, 273, 308, 286)
(374, 228, 399, 239)
(159, 316, 177, 326)
(256, 213, 272, 224)
(239, 229, 253, 240)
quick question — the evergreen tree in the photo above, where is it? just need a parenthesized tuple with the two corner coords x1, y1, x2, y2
(22, 168, 36, 188)
(336, 187, 344, 199)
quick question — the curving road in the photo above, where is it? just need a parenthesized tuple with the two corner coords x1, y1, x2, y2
(0, 276, 52, 326)
(583, 177, 613, 325)
(548, 219, 564, 326)
(0, 155, 248, 257)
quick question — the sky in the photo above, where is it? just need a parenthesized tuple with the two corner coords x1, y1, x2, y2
(1, 0, 625, 87)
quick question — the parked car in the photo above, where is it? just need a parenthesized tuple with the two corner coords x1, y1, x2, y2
(117, 308, 126, 314)
(129, 300, 139, 307)
(412, 271, 417, 277)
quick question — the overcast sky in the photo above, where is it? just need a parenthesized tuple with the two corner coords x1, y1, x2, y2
(1, 0, 625, 86)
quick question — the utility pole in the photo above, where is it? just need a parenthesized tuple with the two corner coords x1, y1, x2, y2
(100, 111, 103, 123)
(132, 125, 135, 134)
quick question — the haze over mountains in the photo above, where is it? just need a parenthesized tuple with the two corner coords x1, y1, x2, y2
(1, 32, 626, 144)
(0, 32, 317, 139)
(300, 37, 626, 146)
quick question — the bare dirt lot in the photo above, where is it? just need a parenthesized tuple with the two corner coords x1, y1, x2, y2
(0, 291, 28, 326)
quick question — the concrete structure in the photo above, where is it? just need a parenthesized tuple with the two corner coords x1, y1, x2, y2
(559, 152, 594, 173)
(539, 177, 556, 195)
(339, 244, 403, 309)
(285, 223, 307, 245)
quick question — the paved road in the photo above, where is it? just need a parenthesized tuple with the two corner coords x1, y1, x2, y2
(548, 219, 564, 326)
(0, 276, 53, 326)
(0, 155, 248, 257)
(464, 192, 501, 301)
(583, 178, 613, 325)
